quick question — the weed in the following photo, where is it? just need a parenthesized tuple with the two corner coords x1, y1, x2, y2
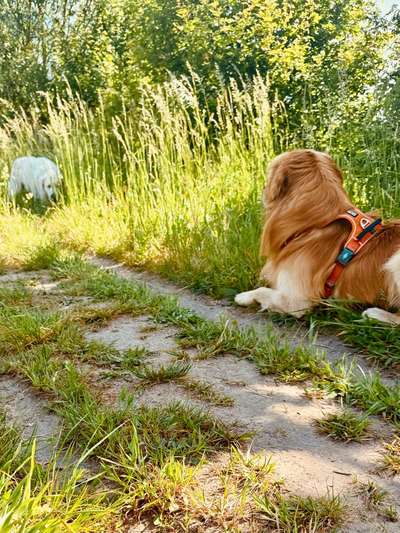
(68, 302, 134, 330)
(315, 410, 372, 443)
(380, 436, 400, 476)
(381, 505, 399, 522)
(355, 479, 388, 508)
(256, 491, 346, 532)
(181, 378, 234, 406)
(132, 361, 192, 383)
(0, 284, 32, 307)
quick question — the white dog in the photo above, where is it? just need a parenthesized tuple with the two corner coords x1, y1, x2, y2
(8, 156, 62, 202)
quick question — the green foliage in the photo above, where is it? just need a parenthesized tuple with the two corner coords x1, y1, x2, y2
(0, 0, 392, 125)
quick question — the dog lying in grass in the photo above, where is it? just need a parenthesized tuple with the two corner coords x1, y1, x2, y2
(235, 149, 400, 325)
(8, 156, 62, 203)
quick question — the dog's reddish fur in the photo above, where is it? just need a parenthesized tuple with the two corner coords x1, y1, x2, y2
(260, 149, 400, 307)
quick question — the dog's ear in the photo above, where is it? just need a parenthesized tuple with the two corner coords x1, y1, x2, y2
(263, 171, 290, 205)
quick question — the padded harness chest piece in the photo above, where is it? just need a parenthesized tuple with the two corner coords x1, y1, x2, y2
(324, 208, 384, 298)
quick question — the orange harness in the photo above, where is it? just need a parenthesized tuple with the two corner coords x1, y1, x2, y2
(324, 208, 384, 298)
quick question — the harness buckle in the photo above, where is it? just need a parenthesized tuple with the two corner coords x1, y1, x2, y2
(336, 247, 355, 265)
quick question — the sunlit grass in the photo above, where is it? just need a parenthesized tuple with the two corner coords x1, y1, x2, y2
(0, 77, 275, 295)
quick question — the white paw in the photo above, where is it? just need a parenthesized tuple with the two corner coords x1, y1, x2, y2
(235, 290, 257, 307)
(362, 307, 400, 325)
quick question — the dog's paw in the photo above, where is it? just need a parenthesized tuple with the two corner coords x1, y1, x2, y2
(362, 307, 400, 325)
(234, 290, 257, 307)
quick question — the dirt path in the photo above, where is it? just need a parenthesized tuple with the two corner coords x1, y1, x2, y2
(86, 257, 400, 530)
(1, 263, 399, 531)
(89, 257, 396, 380)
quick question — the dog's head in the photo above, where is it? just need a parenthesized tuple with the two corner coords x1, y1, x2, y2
(42, 172, 62, 202)
(263, 149, 344, 207)
(260, 149, 351, 257)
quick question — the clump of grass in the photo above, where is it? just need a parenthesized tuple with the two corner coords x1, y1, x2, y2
(0, 442, 119, 531)
(0, 284, 32, 307)
(69, 302, 137, 330)
(380, 436, 400, 476)
(254, 342, 333, 383)
(0, 305, 79, 355)
(185, 448, 278, 531)
(354, 479, 398, 523)
(16, 345, 66, 390)
(349, 374, 400, 424)
(221, 447, 276, 489)
(132, 361, 192, 383)
(182, 378, 234, 407)
(381, 506, 399, 522)
(315, 410, 372, 443)
(256, 492, 346, 532)
(22, 242, 62, 271)
(355, 479, 388, 508)
(104, 346, 150, 370)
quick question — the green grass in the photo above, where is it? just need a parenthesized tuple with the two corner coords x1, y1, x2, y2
(307, 301, 400, 369)
(0, 284, 32, 307)
(1, 74, 399, 531)
(256, 492, 346, 532)
(0, 409, 28, 469)
(132, 360, 192, 383)
(315, 410, 372, 443)
(348, 374, 400, 424)
(0, 305, 79, 354)
(0, 410, 120, 531)
(1, 76, 400, 363)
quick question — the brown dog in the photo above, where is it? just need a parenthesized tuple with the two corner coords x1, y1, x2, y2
(235, 149, 400, 324)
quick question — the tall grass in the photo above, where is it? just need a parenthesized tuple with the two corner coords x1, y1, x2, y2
(0, 76, 399, 295)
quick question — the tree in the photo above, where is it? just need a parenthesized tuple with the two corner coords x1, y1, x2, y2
(117, 0, 388, 123)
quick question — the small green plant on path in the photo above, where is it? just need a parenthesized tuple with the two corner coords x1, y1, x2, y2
(256, 492, 346, 532)
(380, 436, 400, 476)
(315, 409, 372, 443)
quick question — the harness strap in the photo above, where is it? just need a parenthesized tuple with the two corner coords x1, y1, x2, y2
(324, 208, 384, 298)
